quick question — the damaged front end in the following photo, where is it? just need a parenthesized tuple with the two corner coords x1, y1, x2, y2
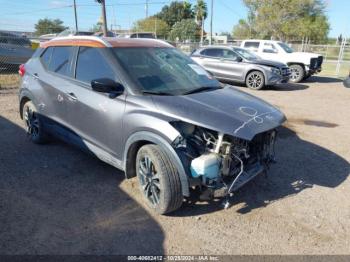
(171, 121, 277, 200)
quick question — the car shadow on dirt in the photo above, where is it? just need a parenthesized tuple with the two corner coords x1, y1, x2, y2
(221, 81, 309, 92)
(268, 83, 309, 91)
(305, 76, 343, 83)
(172, 126, 350, 216)
(0, 116, 164, 255)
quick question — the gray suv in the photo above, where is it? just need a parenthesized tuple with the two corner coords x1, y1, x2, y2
(19, 36, 286, 214)
(191, 46, 290, 90)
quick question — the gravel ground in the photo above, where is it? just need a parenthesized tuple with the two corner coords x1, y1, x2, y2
(0, 76, 349, 255)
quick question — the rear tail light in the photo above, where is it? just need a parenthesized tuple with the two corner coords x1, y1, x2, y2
(19, 64, 25, 77)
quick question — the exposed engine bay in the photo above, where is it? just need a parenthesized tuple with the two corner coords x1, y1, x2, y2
(171, 121, 277, 199)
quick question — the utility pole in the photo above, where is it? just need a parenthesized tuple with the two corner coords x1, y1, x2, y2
(73, 0, 78, 32)
(145, 0, 149, 18)
(210, 0, 213, 45)
(96, 0, 108, 36)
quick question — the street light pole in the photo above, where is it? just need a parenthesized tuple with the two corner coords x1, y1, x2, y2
(210, 0, 213, 45)
(73, 0, 78, 32)
(145, 0, 149, 18)
(96, 0, 108, 36)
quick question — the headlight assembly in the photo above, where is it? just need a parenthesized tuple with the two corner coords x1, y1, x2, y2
(271, 67, 281, 75)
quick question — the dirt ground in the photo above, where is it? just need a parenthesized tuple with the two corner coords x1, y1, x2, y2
(0, 76, 349, 255)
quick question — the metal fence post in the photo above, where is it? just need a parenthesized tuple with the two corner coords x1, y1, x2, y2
(336, 37, 347, 76)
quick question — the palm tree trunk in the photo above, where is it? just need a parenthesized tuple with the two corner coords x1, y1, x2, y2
(201, 17, 204, 45)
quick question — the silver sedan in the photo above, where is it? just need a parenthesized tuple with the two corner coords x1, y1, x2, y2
(191, 46, 290, 90)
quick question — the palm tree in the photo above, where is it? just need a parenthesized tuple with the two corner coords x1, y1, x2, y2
(194, 0, 208, 44)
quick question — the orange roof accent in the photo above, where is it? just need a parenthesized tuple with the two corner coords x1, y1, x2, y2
(40, 38, 105, 48)
(106, 38, 172, 48)
(40, 36, 173, 49)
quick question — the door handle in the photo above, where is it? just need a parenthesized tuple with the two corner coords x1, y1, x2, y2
(66, 92, 77, 101)
(33, 73, 39, 80)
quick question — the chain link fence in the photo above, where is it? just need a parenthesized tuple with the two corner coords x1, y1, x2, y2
(1, 30, 349, 90)
(0, 31, 39, 90)
(290, 41, 350, 78)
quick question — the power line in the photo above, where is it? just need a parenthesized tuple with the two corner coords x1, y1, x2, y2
(216, 0, 242, 18)
(1, 5, 72, 16)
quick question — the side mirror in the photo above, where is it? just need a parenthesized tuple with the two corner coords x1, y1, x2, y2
(236, 56, 243, 62)
(91, 78, 124, 97)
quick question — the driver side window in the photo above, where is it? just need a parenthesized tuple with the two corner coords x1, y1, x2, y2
(75, 47, 116, 84)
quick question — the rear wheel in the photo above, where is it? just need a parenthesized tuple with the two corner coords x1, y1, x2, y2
(22, 101, 48, 144)
(136, 144, 183, 214)
(246, 71, 265, 90)
(289, 64, 305, 83)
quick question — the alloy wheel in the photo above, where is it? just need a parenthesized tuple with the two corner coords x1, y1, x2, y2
(138, 155, 161, 206)
(24, 106, 39, 138)
(247, 73, 263, 89)
(290, 67, 301, 81)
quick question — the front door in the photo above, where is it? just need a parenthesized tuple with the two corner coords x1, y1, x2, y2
(64, 47, 126, 161)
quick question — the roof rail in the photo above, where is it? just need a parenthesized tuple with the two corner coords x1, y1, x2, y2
(41, 35, 112, 48)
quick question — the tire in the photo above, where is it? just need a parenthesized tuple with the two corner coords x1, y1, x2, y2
(136, 144, 183, 214)
(246, 71, 265, 90)
(22, 101, 49, 144)
(289, 64, 305, 83)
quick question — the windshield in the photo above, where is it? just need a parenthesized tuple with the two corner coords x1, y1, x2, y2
(278, 42, 294, 53)
(113, 47, 221, 95)
(233, 47, 260, 60)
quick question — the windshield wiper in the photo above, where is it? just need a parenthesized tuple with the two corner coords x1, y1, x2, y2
(141, 91, 173, 96)
(183, 86, 222, 95)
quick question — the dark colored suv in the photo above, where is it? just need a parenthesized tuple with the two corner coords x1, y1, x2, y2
(19, 36, 286, 214)
(0, 31, 33, 72)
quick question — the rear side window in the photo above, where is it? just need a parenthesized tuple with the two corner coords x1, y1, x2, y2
(201, 48, 223, 58)
(40, 47, 53, 68)
(48, 46, 74, 76)
(75, 47, 115, 84)
(263, 43, 278, 53)
(244, 41, 260, 51)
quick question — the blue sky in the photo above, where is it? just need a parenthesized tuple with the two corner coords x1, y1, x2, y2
(0, 0, 348, 37)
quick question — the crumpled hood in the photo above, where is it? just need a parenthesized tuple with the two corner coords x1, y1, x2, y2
(152, 86, 286, 141)
(248, 59, 287, 68)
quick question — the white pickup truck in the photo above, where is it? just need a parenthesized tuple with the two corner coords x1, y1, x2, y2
(240, 40, 323, 83)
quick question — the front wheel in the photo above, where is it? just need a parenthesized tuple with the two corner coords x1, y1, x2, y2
(289, 64, 305, 83)
(136, 144, 183, 214)
(246, 71, 265, 90)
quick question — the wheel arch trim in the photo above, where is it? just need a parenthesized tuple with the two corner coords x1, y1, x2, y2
(19, 90, 35, 119)
(123, 131, 190, 197)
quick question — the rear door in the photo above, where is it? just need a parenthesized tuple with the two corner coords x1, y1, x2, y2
(198, 48, 226, 78)
(199, 48, 243, 81)
(64, 46, 126, 161)
(35, 46, 76, 137)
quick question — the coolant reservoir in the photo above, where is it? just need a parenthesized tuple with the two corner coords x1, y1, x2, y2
(190, 153, 220, 179)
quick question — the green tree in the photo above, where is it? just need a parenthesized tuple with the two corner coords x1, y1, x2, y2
(233, 0, 330, 42)
(194, 0, 208, 43)
(232, 19, 257, 39)
(133, 17, 170, 39)
(156, 1, 194, 27)
(169, 19, 199, 42)
(34, 18, 67, 36)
